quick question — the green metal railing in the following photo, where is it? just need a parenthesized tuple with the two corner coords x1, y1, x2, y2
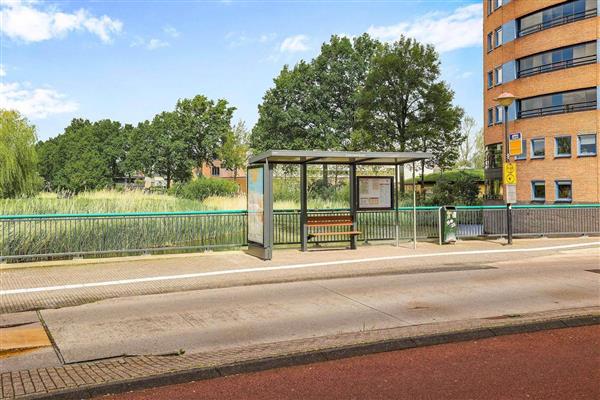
(1, 205, 599, 262)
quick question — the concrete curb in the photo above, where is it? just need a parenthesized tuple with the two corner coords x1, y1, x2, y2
(20, 313, 600, 400)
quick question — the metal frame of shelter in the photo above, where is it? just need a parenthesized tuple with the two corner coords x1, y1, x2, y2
(246, 150, 432, 260)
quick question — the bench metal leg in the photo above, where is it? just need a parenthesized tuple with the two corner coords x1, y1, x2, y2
(301, 224, 308, 252)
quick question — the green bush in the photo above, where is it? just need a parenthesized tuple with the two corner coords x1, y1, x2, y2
(169, 178, 239, 201)
(427, 172, 482, 206)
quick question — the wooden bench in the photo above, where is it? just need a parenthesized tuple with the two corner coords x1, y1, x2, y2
(304, 215, 361, 239)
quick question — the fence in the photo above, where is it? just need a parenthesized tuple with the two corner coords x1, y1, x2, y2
(1, 205, 599, 262)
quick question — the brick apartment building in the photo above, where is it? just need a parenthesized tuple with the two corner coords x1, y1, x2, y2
(483, 0, 599, 203)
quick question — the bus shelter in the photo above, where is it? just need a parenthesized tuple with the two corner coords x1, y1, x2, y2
(246, 150, 432, 260)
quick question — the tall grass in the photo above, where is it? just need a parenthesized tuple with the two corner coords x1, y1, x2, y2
(0, 190, 350, 216)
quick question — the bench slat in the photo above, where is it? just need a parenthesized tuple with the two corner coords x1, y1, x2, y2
(310, 231, 361, 236)
(306, 222, 353, 227)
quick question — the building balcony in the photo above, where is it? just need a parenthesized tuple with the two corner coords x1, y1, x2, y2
(518, 100, 597, 119)
(517, 54, 597, 78)
(518, 7, 597, 37)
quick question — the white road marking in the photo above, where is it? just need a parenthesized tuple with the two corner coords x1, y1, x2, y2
(1, 242, 599, 296)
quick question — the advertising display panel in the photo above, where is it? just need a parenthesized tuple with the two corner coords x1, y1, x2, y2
(357, 176, 394, 210)
(247, 166, 264, 244)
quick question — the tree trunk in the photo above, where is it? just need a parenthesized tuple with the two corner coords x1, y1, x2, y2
(399, 167, 405, 196)
(322, 164, 329, 185)
(166, 169, 171, 189)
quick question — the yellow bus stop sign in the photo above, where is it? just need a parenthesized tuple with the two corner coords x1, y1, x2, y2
(504, 162, 517, 184)
(509, 132, 522, 156)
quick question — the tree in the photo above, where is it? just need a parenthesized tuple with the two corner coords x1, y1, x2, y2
(455, 115, 482, 169)
(146, 112, 194, 188)
(0, 110, 41, 198)
(430, 172, 481, 206)
(356, 36, 463, 193)
(251, 34, 380, 183)
(175, 95, 235, 171)
(219, 120, 249, 180)
(36, 118, 127, 192)
(472, 127, 486, 169)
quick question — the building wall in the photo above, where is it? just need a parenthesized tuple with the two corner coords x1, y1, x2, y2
(483, 0, 600, 203)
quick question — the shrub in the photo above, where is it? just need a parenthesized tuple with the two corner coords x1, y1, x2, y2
(428, 172, 481, 206)
(169, 178, 239, 201)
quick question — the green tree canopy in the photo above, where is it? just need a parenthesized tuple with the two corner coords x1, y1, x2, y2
(175, 95, 235, 169)
(250, 34, 380, 153)
(0, 110, 41, 198)
(355, 36, 463, 192)
(219, 120, 249, 180)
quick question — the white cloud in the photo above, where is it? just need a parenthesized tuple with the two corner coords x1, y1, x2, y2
(280, 34, 309, 53)
(226, 31, 276, 47)
(130, 36, 169, 50)
(0, 81, 78, 119)
(0, 0, 122, 43)
(367, 4, 482, 53)
(163, 25, 180, 38)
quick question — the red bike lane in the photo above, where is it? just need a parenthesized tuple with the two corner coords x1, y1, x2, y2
(97, 325, 600, 400)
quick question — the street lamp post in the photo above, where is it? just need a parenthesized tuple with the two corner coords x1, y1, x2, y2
(494, 92, 517, 245)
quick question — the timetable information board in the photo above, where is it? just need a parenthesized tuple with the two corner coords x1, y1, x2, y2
(357, 177, 394, 210)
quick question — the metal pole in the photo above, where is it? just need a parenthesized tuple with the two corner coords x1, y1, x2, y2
(300, 163, 308, 252)
(395, 164, 399, 247)
(349, 163, 357, 250)
(412, 161, 417, 250)
(504, 105, 513, 245)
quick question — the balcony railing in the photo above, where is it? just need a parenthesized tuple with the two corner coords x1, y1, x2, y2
(518, 8, 597, 37)
(518, 100, 597, 119)
(518, 54, 597, 78)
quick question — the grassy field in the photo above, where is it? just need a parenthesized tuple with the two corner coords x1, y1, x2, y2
(0, 190, 349, 215)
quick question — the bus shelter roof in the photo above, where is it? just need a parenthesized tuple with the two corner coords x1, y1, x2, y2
(248, 150, 432, 166)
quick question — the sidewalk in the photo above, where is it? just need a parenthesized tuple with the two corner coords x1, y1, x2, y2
(2, 237, 598, 314)
(1, 307, 598, 399)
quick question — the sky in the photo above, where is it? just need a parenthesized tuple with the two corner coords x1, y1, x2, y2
(1, 0, 483, 141)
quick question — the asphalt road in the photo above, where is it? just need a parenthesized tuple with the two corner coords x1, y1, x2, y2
(95, 325, 600, 400)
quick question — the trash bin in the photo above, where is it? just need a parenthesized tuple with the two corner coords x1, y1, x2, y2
(439, 206, 457, 244)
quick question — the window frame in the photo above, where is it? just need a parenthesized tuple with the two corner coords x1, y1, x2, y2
(211, 165, 221, 176)
(487, 32, 493, 52)
(495, 105, 504, 124)
(487, 108, 494, 126)
(487, 71, 494, 89)
(554, 135, 572, 158)
(577, 133, 597, 157)
(494, 27, 503, 48)
(494, 66, 503, 85)
(554, 180, 573, 203)
(530, 138, 546, 159)
(531, 180, 546, 202)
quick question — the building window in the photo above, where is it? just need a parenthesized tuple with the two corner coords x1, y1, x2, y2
(531, 181, 546, 202)
(531, 138, 545, 159)
(554, 136, 571, 157)
(487, 32, 493, 52)
(518, 0, 597, 37)
(518, 41, 597, 78)
(494, 27, 503, 47)
(494, 67, 503, 85)
(487, 71, 494, 89)
(555, 180, 572, 202)
(495, 105, 504, 124)
(487, 0, 493, 15)
(515, 139, 527, 160)
(518, 87, 597, 119)
(211, 166, 220, 176)
(578, 133, 597, 156)
(487, 108, 494, 126)
(485, 143, 503, 169)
